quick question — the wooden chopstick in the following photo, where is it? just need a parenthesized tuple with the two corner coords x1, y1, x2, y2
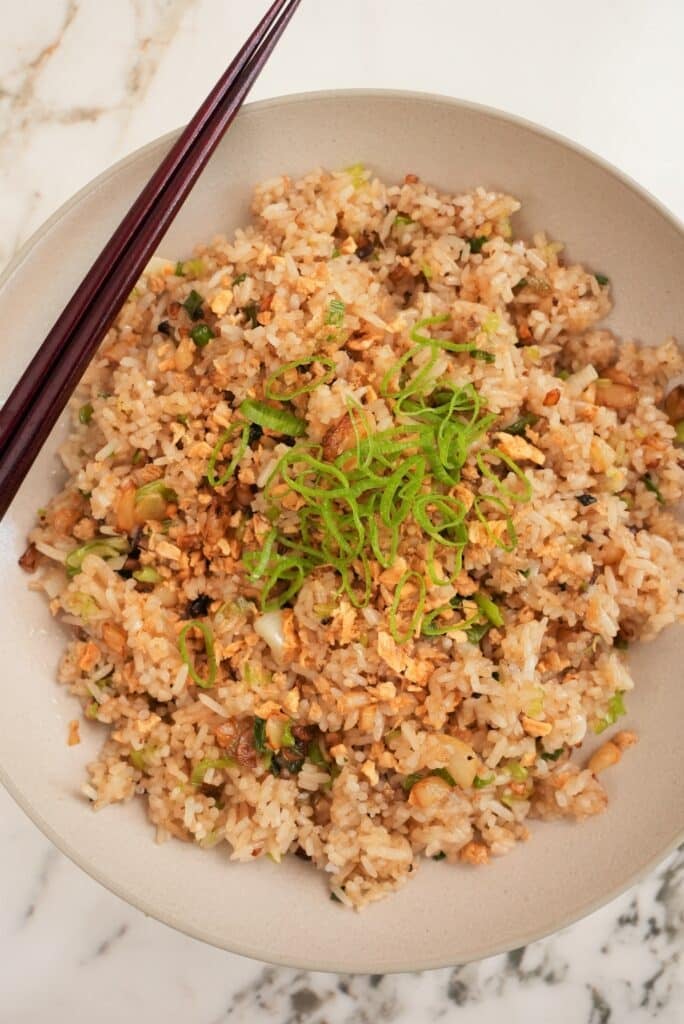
(0, 0, 301, 520)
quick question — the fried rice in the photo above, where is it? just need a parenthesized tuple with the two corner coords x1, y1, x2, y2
(22, 165, 684, 909)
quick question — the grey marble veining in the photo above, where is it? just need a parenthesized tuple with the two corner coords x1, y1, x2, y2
(1, 1, 683, 1020)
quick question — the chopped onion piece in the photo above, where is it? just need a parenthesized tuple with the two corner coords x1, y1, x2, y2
(255, 610, 285, 658)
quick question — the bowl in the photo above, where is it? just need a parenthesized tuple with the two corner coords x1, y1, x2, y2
(0, 90, 682, 973)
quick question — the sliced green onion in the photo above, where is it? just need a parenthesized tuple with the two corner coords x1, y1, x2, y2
(240, 398, 306, 437)
(182, 289, 204, 321)
(506, 761, 528, 781)
(675, 420, 684, 444)
(178, 620, 217, 689)
(465, 621, 491, 645)
(129, 749, 148, 771)
(474, 592, 504, 627)
(133, 567, 162, 584)
(594, 273, 609, 286)
(477, 448, 532, 505)
(592, 691, 626, 734)
(501, 412, 539, 436)
(233, 273, 247, 285)
(308, 738, 328, 767)
(394, 214, 413, 226)
(471, 349, 496, 363)
(468, 236, 488, 254)
(253, 717, 268, 754)
(324, 298, 346, 327)
(206, 423, 250, 487)
(641, 474, 664, 504)
(242, 303, 260, 328)
(65, 536, 129, 577)
(190, 323, 215, 347)
(389, 570, 426, 644)
(473, 774, 495, 788)
(346, 162, 366, 188)
(79, 403, 94, 424)
(191, 757, 235, 785)
(540, 747, 564, 762)
(401, 772, 424, 792)
(430, 767, 456, 786)
(264, 356, 336, 400)
(135, 480, 178, 504)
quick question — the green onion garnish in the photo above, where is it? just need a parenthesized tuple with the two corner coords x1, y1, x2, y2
(401, 772, 424, 792)
(389, 570, 426, 644)
(135, 480, 178, 504)
(182, 289, 204, 321)
(133, 567, 161, 584)
(346, 163, 366, 188)
(324, 298, 346, 327)
(394, 214, 413, 226)
(129, 749, 149, 772)
(473, 774, 495, 788)
(233, 273, 247, 285)
(501, 413, 539, 436)
(465, 621, 491, 645)
(242, 303, 260, 328)
(239, 398, 306, 438)
(431, 767, 456, 786)
(540, 747, 564, 762)
(471, 349, 496, 363)
(594, 273, 609, 286)
(190, 323, 215, 347)
(506, 761, 528, 781)
(308, 739, 328, 767)
(65, 537, 129, 577)
(178, 620, 217, 689)
(675, 420, 684, 445)
(642, 474, 664, 504)
(206, 423, 250, 487)
(253, 717, 268, 754)
(264, 356, 336, 400)
(79, 403, 94, 425)
(191, 757, 235, 785)
(468, 236, 488, 254)
(592, 691, 626, 734)
(473, 592, 504, 627)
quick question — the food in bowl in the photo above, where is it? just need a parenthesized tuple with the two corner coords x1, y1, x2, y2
(22, 165, 683, 908)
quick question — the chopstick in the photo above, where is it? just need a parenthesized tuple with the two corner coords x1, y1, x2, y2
(0, 0, 301, 521)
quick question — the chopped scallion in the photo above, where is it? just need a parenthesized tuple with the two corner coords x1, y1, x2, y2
(642, 474, 664, 504)
(240, 398, 306, 437)
(324, 298, 346, 327)
(468, 235, 488, 254)
(182, 289, 204, 321)
(190, 323, 215, 347)
(178, 620, 217, 689)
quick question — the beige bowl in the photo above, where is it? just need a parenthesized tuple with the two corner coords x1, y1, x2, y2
(0, 91, 682, 973)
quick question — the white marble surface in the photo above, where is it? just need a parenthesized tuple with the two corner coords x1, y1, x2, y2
(1, 0, 683, 1020)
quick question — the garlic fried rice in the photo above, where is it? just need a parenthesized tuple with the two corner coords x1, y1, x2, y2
(22, 166, 684, 908)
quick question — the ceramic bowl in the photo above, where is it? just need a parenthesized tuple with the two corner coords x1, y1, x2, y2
(0, 91, 682, 973)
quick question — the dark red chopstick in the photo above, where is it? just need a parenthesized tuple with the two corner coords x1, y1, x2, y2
(0, 0, 301, 520)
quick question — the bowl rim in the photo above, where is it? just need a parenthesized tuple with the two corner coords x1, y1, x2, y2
(1, 88, 682, 972)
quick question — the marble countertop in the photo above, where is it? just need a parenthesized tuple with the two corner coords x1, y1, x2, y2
(1, 1, 683, 1020)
